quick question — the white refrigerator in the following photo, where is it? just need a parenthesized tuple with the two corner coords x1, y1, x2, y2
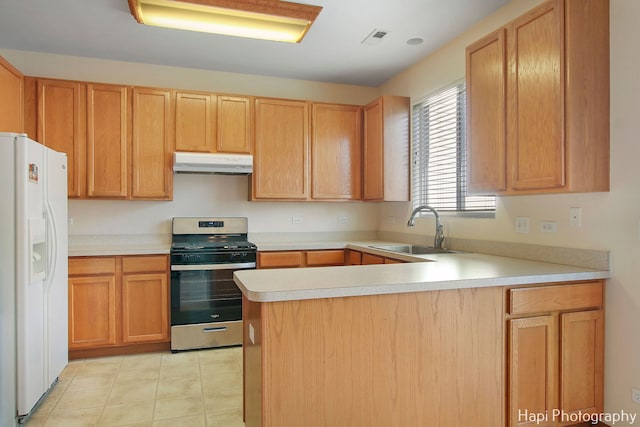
(0, 132, 68, 425)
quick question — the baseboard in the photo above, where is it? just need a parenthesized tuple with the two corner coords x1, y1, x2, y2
(69, 341, 170, 360)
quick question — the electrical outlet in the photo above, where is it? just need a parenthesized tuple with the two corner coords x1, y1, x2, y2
(338, 216, 349, 224)
(515, 217, 530, 234)
(292, 216, 303, 224)
(632, 388, 640, 404)
(540, 221, 557, 233)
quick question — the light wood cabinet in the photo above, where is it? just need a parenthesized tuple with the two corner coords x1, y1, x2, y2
(0, 56, 24, 133)
(86, 83, 129, 198)
(361, 252, 384, 265)
(346, 249, 363, 265)
(68, 257, 118, 349)
(506, 281, 604, 427)
(346, 249, 406, 265)
(26, 78, 174, 200)
(253, 98, 309, 200)
(466, 0, 609, 195)
(175, 91, 215, 153)
(131, 87, 173, 199)
(121, 255, 169, 343)
(68, 255, 170, 357)
(35, 78, 87, 198)
(311, 103, 362, 200)
(174, 92, 252, 154)
(465, 29, 507, 193)
(217, 95, 252, 154)
(363, 96, 410, 201)
(258, 250, 346, 269)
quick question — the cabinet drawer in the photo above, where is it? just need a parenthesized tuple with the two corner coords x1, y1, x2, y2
(122, 255, 168, 274)
(508, 281, 603, 315)
(362, 253, 384, 265)
(258, 251, 303, 269)
(306, 250, 345, 266)
(69, 257, 116, 276)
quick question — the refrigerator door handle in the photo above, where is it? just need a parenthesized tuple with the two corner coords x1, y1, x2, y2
(44, 204, 58, 287)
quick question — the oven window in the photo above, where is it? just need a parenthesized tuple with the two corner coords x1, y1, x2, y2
(171, 269, 243, 325)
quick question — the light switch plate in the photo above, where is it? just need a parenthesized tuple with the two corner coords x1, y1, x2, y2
(569, 207, 582, 227)
(516, 217, 530, 234)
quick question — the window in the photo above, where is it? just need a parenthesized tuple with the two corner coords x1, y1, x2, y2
(411, 81, 495, 214)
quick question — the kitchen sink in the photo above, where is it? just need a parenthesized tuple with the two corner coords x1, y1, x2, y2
(368, 244, 461, 255)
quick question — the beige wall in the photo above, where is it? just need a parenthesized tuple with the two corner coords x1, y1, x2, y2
(379, 0, 639, 421)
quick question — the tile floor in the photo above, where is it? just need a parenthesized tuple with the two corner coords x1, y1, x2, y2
(24, 347, 245, 427)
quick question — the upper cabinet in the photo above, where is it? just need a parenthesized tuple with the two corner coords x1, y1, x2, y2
(34, 78, 87, 197)
(130, 87, 173, 200)
(252, 99, 365, 201)
(26, 78, 173, 200)
(22, 71, 411, 203)
(0, 56, 24, 133)
(217, 95, 252, 154)
(466, 0, 610, 195)
(175, 91, 215, 153)
(363, 96, 410, 201)
(311, 103, 362, 200)
(86, 83, 129, 198)
(175, 92, 252, 154)
(253, 98, 309, 200)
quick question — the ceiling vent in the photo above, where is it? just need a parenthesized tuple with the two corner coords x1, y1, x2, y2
(362, 29, 390, 46)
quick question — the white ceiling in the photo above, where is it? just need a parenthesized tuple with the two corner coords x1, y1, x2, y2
(0, 0, 509, 87)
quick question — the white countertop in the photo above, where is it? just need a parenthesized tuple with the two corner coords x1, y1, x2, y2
(234, 243, 610, 302)
(68, 234, 170, 256)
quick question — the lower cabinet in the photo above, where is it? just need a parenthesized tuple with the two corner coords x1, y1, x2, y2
(346, 249, 406, 265)
(68, 255, 169, 357)
(258, 249, 345, 269)
(506, 281, 604, 427)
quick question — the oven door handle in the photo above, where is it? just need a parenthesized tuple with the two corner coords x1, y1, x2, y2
(171, 262, 256, 271)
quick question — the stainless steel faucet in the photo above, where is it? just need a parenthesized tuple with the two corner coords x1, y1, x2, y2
(407, 205, 445, 249)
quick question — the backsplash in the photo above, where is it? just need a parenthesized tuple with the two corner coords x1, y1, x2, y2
(68, 174, 379, 236)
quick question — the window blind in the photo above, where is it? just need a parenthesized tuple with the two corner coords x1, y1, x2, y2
(411, 82, 495, 212)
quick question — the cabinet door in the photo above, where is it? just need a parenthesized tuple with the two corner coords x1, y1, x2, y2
(560, 310, 604, 418)
(0, 56, 23, 133)
(218, 95, 251, 153)
(258, 251, 304, 269)
(311, 103, 362, 200)
(362, 253, 384, 265)
(175, 91, 216, 152)
(122, 273, 169, 343)
(508, 316, 557, 427)
(37, 79, 86, 198)
(508, 1, 564, 191)
(466, 29, 507, 193)
(253, 98, 309, 199)
(131, 87, 173, 200)
(86, 84, 129, 198)
(305, 250, 346, 267)
(363, 98, 384, 201)
(346, 250, 362, 266)
(68, 276, 117, 349)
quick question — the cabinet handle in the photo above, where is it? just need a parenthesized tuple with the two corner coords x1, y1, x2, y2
(203, 326, 227, 333)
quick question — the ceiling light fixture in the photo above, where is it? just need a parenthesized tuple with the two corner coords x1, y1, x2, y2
(128, 0, 322, 43)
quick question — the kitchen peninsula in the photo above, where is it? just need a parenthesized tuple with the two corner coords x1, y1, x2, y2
(234, 247, 609, 427)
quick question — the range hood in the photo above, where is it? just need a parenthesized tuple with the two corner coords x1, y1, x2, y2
(173, 152, 253, 175)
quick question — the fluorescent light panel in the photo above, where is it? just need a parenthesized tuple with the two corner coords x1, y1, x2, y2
(129, 0, 322, 43)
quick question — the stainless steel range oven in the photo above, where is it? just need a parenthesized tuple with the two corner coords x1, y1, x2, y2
(170, 217, 256, 352)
